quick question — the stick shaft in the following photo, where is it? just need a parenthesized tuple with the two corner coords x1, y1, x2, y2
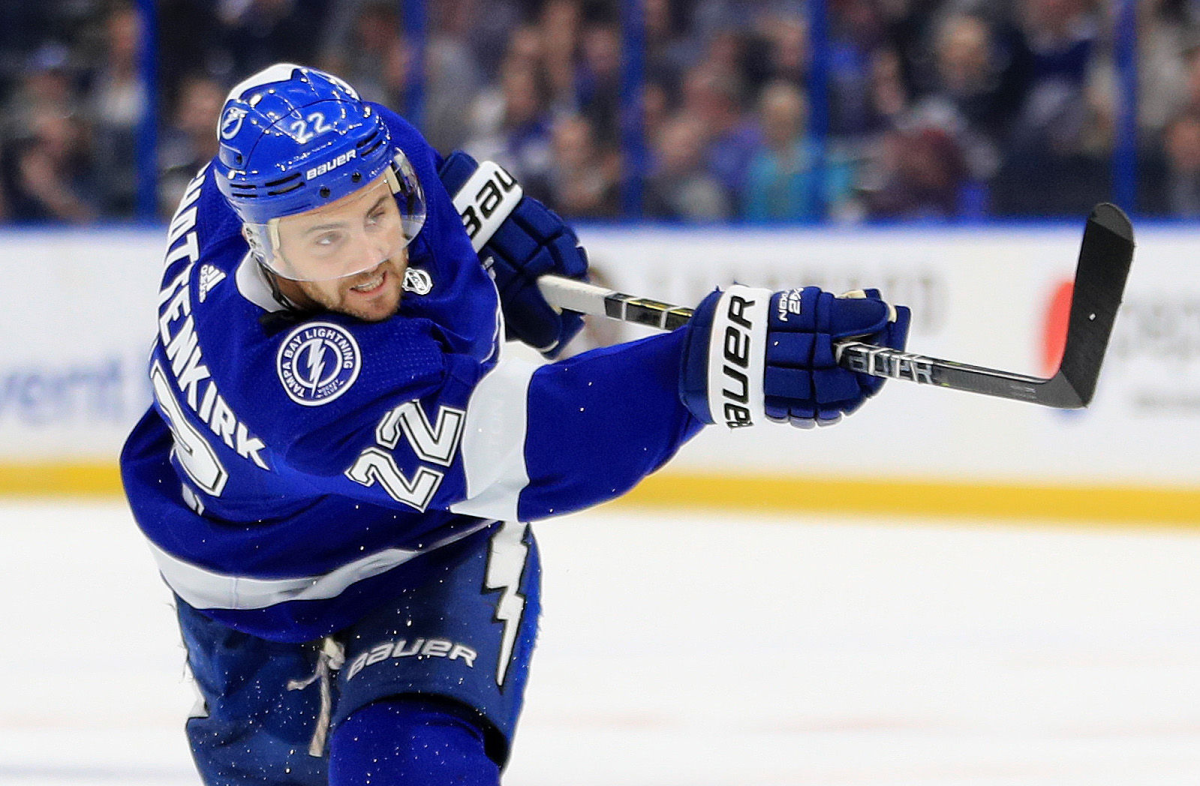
(538, 204, 1133, 409)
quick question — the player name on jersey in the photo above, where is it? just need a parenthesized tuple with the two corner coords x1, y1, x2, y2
(156, 166, 268, 472)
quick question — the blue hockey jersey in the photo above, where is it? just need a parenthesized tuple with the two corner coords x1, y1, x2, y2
(120, 107, 704, 642)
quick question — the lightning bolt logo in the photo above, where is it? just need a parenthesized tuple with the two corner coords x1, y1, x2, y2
(304, 344, 326, 395)
(297, 338, 337, 397)
(484, 522, 530, 687)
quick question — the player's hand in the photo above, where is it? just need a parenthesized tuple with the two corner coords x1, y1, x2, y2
(679, 285, 910, 429)
(439, 151, 588, 358)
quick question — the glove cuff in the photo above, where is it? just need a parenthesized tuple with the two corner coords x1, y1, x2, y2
(681, 285, 772, 428)
(442, 153, 523, 252)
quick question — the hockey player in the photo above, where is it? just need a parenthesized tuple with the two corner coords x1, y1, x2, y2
(120, 64, 910, 786)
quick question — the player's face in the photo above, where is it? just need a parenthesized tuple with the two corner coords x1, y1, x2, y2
(287, 246, 408, 322)
(272, 176, 408, 321)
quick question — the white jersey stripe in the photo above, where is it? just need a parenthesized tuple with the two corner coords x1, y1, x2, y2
(151, 519, 494, 611)
(449, 354, 536, 523)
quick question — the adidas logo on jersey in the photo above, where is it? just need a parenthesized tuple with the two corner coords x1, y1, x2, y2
(198, 264, 226, 303)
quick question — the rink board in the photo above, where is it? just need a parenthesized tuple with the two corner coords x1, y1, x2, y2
(0, 224, 1195, 522)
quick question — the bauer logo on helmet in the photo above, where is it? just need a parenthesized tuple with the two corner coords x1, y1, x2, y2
(306, 149, 357, 181)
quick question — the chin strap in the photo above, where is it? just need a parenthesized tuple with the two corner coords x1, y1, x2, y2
(255, 258, 317, 329)
(260, 261, 301, 309)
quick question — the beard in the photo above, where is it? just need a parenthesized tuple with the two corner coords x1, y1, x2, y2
(290, 254, 407, 322)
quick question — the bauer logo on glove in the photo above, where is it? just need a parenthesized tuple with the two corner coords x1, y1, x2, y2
(440, 151, 589, 358)
(450, 160, 521, 248)
(681, 285, 911, 430)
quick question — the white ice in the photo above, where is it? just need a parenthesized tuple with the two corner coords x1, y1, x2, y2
(2, 499, 1199, 785)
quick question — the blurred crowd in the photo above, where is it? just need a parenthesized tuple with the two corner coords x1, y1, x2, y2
(5, 0, 1200, 224)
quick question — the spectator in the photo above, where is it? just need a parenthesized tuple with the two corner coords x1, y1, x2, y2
(862, 125, 970, 219)
(549, 112, 619, 218)
(464, 56, 555, 202)
(900, 12, 1014, 192)
(575, 22, 622, 147)
(319, 0, 409, 109)
(504, 23, 545, 73)
(0, 40, 97, 224)
(680, 63, 762, 211)
(642, 80, 671, 147)
(4, 43, 76, 136)
(2, 105, 98, 223)
(159, 74, 225, 217)
(209, 0, 329, 82)
(6, 0, 1200, 224)
(1138, 37, 1200, 213)
(1164, 110, 1200, 216)
(423, 0, 485, 152)
(743, 80, 855, 222)
(867, 46, 910, 131)
(0, 5, 55, 99)
(645, 0, 699, 94)
(880, 0, 943, 102)
(156, 1, 221, 112)
(1166, 43, 1200, 121)
(88, 1, 146, 217)
(703, 26, 749, 83)
(991, 0, 1111, 215)
(1133, 0, 1197, 138)
(760, 11, 808, 90)
(0, 1, 329, 223)
(1009, 0, 1099, 155)
(827, 0, 889, 136)
(541, 0, 583, 113)
(645, 113, 731, 221)
(931, 13, 1020, 143)
(625, 77, 669, 209)
(460, 0, 524, 80)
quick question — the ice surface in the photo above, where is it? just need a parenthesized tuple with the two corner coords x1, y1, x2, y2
(2, 499, 1199, 785)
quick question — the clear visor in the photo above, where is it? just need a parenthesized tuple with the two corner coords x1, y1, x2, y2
(245, 153, 427, 282)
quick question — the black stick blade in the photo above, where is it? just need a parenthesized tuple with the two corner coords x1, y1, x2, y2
(1053, 203, 1134, 408)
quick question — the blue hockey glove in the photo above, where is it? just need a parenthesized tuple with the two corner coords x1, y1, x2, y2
(439, 151, 588, 358)
(680, 285, 911, 429)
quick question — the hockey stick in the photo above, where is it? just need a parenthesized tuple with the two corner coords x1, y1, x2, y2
(539, 203, 1134, 409)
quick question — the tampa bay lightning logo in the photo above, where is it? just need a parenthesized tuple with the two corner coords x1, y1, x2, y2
(276, 322, 362, 406)
(220, 106, 249, 140)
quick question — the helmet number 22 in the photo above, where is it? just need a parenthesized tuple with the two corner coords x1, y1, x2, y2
(290, 112, 334, 144)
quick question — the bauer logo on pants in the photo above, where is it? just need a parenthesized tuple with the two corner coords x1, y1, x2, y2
(277, 322, 362, 406)
(345, 637, 479, 681)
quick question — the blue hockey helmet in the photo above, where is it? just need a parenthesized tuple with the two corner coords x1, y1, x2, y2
(213, 63, 426, 281)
